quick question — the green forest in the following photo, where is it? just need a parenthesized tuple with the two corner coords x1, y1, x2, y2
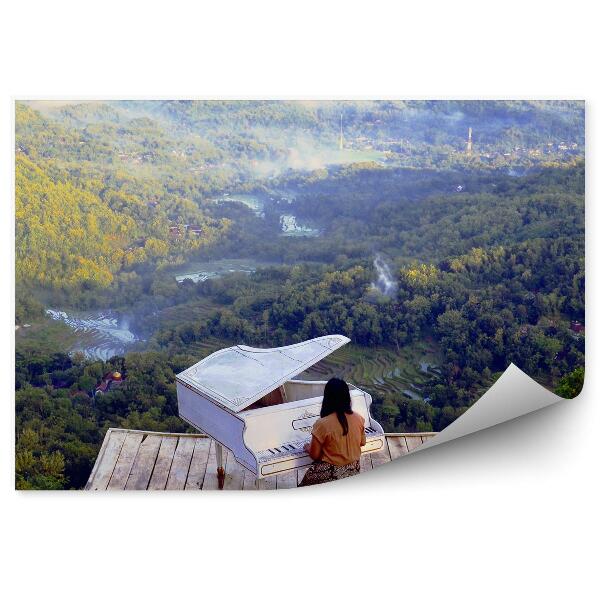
(15, 100, 585, 489)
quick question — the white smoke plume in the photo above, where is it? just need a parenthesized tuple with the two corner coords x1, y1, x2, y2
(371, 254, 398, 297)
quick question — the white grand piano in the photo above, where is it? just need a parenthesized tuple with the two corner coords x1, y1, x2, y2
(176, 335, 385, 488)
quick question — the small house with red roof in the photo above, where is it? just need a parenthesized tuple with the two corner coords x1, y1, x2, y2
(94, 372, 124, 397)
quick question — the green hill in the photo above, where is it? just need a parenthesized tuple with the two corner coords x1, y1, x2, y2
(16, 154, 134, 288)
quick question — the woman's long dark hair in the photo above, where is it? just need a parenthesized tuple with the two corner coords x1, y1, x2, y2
(320, 378, 353, 435)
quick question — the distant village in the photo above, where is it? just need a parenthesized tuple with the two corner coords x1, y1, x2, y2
(168, 223, 203, 239)
(345, 132, 580, 164)
(110, 121, 582, 175)
(122, 222, 204, 255)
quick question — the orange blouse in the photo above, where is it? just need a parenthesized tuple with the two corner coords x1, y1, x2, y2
(310, 412, 366, 466)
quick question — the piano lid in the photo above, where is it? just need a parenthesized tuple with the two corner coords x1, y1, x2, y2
(176, 335, 350, 413)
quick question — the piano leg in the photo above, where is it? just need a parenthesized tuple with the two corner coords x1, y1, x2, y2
(216, 442, 225, 490)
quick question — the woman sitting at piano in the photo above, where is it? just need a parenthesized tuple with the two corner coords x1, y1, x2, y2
(299, 377, 365, 486)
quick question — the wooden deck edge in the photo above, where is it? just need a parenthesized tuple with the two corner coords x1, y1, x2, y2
(95, 428, 437, 438)
(84, 429, 438, 490)
(83, 427, 116, 490)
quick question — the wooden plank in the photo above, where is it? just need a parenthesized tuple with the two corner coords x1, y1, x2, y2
(257, 475, 276, 490)
(125, 434, 162, 490)
(87, 427, 207, 439)
(84, 428, 115, 490)
(108, 432, 144, 490)
(371, 439, 392, 468)
(388, 436, 409, 461)
(242, 470, 258, 490)
(360, 452, 373, 472)
(406, 436, 424, 451)
(87, 430, 127, 490)
(147, 437, 178, 490)
(185, 438, 211, 490)
(297, 465, 311, 486)
(86, 431, 442, 492)
(223, 450, 246, 490)
(276, 469, 298, 489)
(240, 465, 281, 490)
(202, 440, 221, 490)
(166, 437, 196, 490)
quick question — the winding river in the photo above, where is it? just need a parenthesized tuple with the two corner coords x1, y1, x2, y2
(44, 259, 278, 360)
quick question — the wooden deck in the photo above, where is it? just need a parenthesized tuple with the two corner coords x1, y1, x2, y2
(85, 428, 437, 491)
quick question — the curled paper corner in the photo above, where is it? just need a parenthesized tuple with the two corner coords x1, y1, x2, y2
(413, 363, 566, 453)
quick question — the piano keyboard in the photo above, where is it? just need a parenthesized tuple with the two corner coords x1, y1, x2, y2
(256, 428, 384, 476)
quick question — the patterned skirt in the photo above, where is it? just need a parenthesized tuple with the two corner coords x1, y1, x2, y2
(298, 460, 361, 487)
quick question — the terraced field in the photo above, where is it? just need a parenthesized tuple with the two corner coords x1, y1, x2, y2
(170, 333, 443, 403)
(178, 337, 229, 361)
(302, 340, 443, 401)
(157, 301, 443, 403)
(18, 309, 140, 361)
(157, 298, 219, 331)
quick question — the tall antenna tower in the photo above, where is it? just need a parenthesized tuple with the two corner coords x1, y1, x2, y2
(466, 127, 473, 156)
(339, 113, 344, 151)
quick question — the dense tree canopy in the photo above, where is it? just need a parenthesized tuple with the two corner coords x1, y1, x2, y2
(15, 101, 585, 488)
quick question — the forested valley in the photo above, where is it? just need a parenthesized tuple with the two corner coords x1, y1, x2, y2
(15, 100, 584, 489)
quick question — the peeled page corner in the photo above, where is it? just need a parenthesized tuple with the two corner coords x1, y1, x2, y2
(414, 363, 565, 453)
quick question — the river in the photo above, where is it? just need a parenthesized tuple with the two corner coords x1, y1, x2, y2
(211, 193, 265, 217)
(44, 259, 278, 359)
(172, 258, 274, 284)
(279, 214, 320, 237)
(211, 192, 321, 236)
